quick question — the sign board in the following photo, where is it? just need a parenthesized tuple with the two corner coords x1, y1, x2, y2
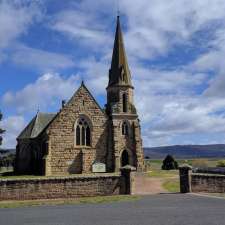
(66, 160, 73, 165)
(92, 162, 106, 173)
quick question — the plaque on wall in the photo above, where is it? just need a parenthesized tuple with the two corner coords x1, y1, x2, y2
(92, 162, 106, 173)
(66, 160, 73, 165)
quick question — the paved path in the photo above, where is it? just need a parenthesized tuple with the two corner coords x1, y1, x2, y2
(0, 194, 224, 225)
(133, 173, 168, 194)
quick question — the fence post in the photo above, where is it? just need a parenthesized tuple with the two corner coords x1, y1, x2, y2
(179, 164, 192, 193)
(120, 165, 136, 194)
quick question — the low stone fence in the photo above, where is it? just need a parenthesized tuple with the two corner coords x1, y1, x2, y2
(191, 173, 225, 193)
(0, 172, 128, 201)
(179, 165, 225, 193)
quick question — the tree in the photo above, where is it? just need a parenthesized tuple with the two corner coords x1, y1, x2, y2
(0, 111, 5, 147)
(162, 155, 178, 170)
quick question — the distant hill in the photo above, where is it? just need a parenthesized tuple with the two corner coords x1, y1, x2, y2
(2, 145, 225, 160)
(144, 144, 225, 159)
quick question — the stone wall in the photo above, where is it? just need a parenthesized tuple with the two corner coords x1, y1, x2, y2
(191, 174, 225, 193)
(179, 166, 225, 193)
(0, 173, 124, 201)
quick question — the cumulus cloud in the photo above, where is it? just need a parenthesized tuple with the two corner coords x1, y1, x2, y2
(0, 1, 75, 71)
(2, 73, 80, 113)
(121, 0, 225, 59)
(136, 92, 225, 146)
(12, 45, 75, 72)
(51, 9, 112, 53)
(0, 0, 43, 49)
(77, 56, 109, 95)
(1, 115, 26, 148)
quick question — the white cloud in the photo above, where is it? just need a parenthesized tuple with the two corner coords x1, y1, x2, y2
(0, 1, 75, 71)
(1, 115, 26, 148)
(121, 0, 225, 59)
(12, 45, 75, 72)
(77, 56, 109, 95)
(0, 0, 43, 49)
(51, 9, 111, 53)
(2, 73, 80, 113)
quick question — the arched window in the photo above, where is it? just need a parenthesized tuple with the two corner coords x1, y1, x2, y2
(122, 121, 129, 136)
(75, 118, 91, 146)
(76, 125, 80, 145)
(121, 150, 129, 167)
(86, 126, 90, 146)
(122, 93, 127, 113)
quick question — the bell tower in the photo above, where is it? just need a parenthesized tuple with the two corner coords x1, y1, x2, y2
(106, 16, 144, 172)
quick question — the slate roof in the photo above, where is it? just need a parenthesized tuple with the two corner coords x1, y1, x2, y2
(17, 112, 56, 139)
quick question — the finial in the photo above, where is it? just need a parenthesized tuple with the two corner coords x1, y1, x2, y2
(116, 0, 120, 18)
(81, 80, 84, 86)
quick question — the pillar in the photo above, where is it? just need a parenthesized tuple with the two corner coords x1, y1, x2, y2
(179, 164, 192, 193)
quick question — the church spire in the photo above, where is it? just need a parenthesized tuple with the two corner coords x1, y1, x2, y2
(108, 16, 132, 87)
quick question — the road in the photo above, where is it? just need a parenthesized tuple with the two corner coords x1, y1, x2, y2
(0, 194, 224, 225)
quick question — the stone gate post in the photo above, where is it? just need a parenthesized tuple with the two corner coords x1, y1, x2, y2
(179, 164, 192, 193)
(120, 165, 136, 194)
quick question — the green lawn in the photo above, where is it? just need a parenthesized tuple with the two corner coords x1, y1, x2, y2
(162, 179, 180, 193)
(146, 159, 179, 178)
(0, 195, 141, 208)
(0, 167, 13, 174)
(148, 169, 178, 178)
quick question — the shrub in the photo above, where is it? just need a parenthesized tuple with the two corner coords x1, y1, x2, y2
(161, 155, 178, 170)
(216, 160, 225, 167)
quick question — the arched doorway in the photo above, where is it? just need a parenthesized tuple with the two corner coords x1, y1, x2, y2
(121, 150, 129, 167)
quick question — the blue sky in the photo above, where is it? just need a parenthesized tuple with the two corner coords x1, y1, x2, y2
(1, 0, 225, 148)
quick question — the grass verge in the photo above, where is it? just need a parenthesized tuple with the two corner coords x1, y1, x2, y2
(162, 179, 180, 193)
(0, 195, 141, 208)
(193, 193, 225, 199)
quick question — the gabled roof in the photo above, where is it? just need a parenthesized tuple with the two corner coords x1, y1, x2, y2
(108, 16, 132, 87)
(17, 112, 56, 140)
(66, 81, 105, 114)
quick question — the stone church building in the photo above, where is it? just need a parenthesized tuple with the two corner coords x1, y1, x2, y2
(15, 17, 145, 176)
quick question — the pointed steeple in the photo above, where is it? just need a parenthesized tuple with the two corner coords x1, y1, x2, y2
(108, 16, 132, 87)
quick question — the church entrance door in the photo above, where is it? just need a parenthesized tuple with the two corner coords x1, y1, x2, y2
(121, 150, 129, 167)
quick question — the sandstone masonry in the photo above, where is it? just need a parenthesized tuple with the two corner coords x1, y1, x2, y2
(0, 174, 123, 201)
